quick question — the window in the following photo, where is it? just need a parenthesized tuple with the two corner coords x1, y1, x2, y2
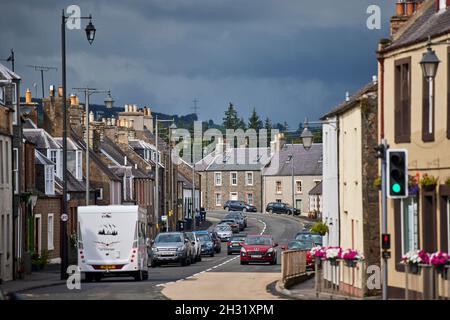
(5, 140, 9, 184)
(395, 57, 411, 143)
(230, 172, 237, 186)
(215, 193, 222, 206)
(230, 192, 238, 201)
(47, 214, 54, 250)
(276, 181, 282, 194)
(0, 140, 3, 184)
(447, 47, 450, 139)
(12, 83, 18, 125)
(97, 188, 103, 200)
(45, 165, 55, 195)
(401, 196, 419, 254)
(246, 172, 253, 186)
(214, 172, 222, 186)
(247, 193, 253, 205)
(276, 199, 282, 203)
(422, 76, 434, 141)
(48, 149, 59, 176)
(296, 180, 302, 193)
(75, 150, 82, 180)
(0, 87, 4, 104)
(13, 148, 18, 194)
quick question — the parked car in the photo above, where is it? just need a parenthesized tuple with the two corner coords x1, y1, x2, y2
(224, 200, 257, 213)
(219, 219, 240, 233)
(210, 231, 222, 253)
(282, 240, 316, 270)
(240, 234, 278, 265)
(193, 231, 215, 257)
(214, 224, 233, 241)
(267, 202, 300, 215)
(265, 202, 277, 213)
(149, 232, 193, 267)
(185, 232, 202, 262)
(225, 212, 246, 230)
(227, 234, 247, 255)
(295, 231, 323, 246)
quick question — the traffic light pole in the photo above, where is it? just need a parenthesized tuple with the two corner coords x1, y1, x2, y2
(381, 138, 388, 300)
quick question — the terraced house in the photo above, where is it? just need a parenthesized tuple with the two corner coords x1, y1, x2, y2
(378, 0, 450, 299)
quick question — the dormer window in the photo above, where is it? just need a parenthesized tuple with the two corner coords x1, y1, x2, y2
(47, 149, 61, 178)
(0, 86, 4, 105)
(75, 150, 82, 180)
(45, 165, 55, 195)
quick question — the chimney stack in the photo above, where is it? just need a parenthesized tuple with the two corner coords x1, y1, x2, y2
(391, 1, 425, 36)
(50, 85, 55, 97)
(70, 94, 77, 106)
(58, 86, 63, 97)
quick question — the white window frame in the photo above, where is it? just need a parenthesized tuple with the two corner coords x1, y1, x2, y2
(5, 140, 9, 184)
(75, 150, 82, 180)
(214, 172, 222, 186)
(246, 172, 253, 186)
(0, 140, 3, 185)
(47, 213, 54, 250)
(400, 196, 419, 255)
(296, 180, 302, 194)
(230, 192, 238, 201)
(12, 83, 18, 125)
(247, 193, 253, 205)
(230, 172, 238, 186)
(215, 192, 222, 207)
(47, 149, 60, 177)
(97, 187, 103, 200)
(13, 148, 18, 194)
(0, 86, 5, 105)
(45, 165, 55, 195)
(276, 181, 282, 194)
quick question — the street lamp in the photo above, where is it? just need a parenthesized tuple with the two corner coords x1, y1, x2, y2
(301, 120, 314, 151)
(420, 38, 440, 135)
(73, 88, 113, 206)
(61, 9, 96, 280)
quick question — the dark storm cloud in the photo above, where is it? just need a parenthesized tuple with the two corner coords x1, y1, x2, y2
(0, 0, 393, 125)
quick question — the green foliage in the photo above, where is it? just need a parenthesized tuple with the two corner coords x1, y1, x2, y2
(445, 177, 450, 186)
(222, 103, 241, 130)
(248, 108, 263, 131)
(419, 174, 438, 187)
(311, 222, 329, 236)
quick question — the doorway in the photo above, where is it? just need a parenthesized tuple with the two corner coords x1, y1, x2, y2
(34, 215, 42, 255)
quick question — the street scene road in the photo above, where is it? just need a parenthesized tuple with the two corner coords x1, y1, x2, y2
(16, 212, 303, 300)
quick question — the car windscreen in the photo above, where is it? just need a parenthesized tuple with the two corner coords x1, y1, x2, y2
(230, 236, 245, 242)
(196, 234, 212, 242)
(216, 225, 231, 231)
(311, 234, 323, 244)
(245, 237, 272, 245)
(221, 220, 235, 224)
(156, 233, 182, 243)
(185, 233, 194, 241)
(288, 241, 314, 250)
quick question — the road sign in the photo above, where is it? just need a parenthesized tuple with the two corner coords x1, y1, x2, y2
(61, 214, 69, 222)
(161, 215, 168, 222)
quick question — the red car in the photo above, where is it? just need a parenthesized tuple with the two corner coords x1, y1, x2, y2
(240, 235, 278, 265)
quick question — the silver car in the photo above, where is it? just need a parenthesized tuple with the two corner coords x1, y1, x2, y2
(185, 232, 202, 262)
(214, 224, 233, 241)
(149, 232, 193, 267)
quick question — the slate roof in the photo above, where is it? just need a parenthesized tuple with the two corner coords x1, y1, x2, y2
(177, 172, 194, 189)
(35, 149, 55, 166)
(204, 147, 272, 171)
(23, 118, 38, 129)
(263, 144, 322, 176)
(100, 137, 136, 166)
(54, 137, 81, 151)
(309, 181, 322, 195)
(0, 63, 20, 81)
(55, 172, 90, 193)
(382, 1, 450, 53)
(321, 81, 377, 120)
(70, 130, 121, 181)
(23, 129, 61, 150)
(109, 166, 148, 179)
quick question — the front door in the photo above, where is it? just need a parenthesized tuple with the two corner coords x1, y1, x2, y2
(296, 199, 302, 211)
(34, 215, 41, 254)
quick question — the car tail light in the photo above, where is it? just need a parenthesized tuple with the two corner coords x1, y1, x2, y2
(227, 242, 231, 246)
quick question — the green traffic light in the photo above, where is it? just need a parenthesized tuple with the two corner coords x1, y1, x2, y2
(392, 183, 402, 194)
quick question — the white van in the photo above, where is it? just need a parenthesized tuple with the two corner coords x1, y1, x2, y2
(77, 205, 149, 281)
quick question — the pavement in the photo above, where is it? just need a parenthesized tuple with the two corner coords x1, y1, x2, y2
(0, 264, 65, 295)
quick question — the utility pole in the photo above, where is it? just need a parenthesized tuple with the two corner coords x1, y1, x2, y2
(27, 65, 58, 99)
(192, 98, 199, 116)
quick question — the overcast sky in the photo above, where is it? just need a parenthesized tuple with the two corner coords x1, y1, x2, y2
(1, 0, 393, 127)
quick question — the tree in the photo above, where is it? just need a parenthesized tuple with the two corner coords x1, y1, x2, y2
(222, 103, 240, 130)
(264, 117, 272, 145)
(248, 108, 263, 131)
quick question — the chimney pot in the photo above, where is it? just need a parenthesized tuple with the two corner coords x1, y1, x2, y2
(58, 86, 63, 97)
(372, 75, 378, 84)
(25, 88, 32, 104)
(70, 94, 77, 106)
(50, 85, 55, 97)
(345, 92, 350, 102)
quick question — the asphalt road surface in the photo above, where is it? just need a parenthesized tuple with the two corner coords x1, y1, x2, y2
(17, 211, 303, 300)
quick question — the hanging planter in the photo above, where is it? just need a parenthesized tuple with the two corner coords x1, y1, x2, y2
(407, 263, 420, 274)
(310, 246, 325, 267)
(342, 249, 364, 268)
(329, 259, 340, 267)
(345, 259, 357, 268)
(325, 247, 342, 267)
(401, 250, 430, 274)
(419, 174, 438, 192)
(430, 252, 449, 279)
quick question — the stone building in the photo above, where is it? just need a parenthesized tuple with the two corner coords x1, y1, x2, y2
(377, 0, 450, 299)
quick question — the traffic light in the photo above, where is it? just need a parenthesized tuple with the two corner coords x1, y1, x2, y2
(387, 149, 408, 199)
(381, 234, 391, 250)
